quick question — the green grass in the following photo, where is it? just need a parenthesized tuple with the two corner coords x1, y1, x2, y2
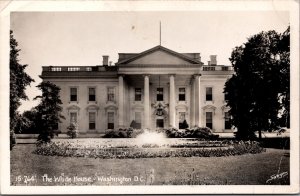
(11, 144, 289, 185)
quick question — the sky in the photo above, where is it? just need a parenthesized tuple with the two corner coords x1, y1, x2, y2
(10, 11, 289, 112)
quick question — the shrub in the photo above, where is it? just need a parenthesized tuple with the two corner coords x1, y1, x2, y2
(103, 127, 219, 139)
(67, 121, 78, 139)
(118, 130, 128, 138)
(103, 128, 143, 138)
(163, 127, 219, 139)
(37, 131, 53, 145)
(103, 130, 117, 138)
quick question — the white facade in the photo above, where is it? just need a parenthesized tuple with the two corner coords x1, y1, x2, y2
(41, 45, 234, 134)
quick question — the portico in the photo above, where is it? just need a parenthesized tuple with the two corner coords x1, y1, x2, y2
(116, 72, 202, 130)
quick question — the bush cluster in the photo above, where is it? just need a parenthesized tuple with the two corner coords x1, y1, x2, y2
(34, 140, 264, 159)
(103, 127, 219, 139)
(164, 127, 219, 139)
(103, 128, 144, 138)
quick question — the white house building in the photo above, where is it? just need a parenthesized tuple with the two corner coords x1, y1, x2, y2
(40, 45, 234, 135)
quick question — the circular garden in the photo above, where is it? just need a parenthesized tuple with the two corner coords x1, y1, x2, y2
(34, 127, 265, 159)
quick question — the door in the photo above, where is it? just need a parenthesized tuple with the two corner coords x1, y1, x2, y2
(156, 119, 164, 128)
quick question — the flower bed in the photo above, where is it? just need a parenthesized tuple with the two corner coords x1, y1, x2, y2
(34, 140, 265, 159)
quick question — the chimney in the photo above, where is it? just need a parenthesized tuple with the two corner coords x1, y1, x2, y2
(102, 55, 109, 66)
(208, 61, 211, 66)
(109, 61, 113, 66)
(210, 55, 217, 65)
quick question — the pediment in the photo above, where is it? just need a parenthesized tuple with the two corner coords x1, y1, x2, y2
(86, 105, 100, 111)
(221, 105, 229, 110)
(104, 104, 118, 111)
(202, 105, 216, 115)
(129, 50, 196, 65)
(67, 105, 80, 111)
(202, 105, 216, 110)
(131, 104, 144, 110)
(117, 45, 200, 65)
(175, 104, 188, 111)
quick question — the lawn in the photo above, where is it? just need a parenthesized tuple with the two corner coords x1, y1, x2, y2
(10, 143, 289, 185)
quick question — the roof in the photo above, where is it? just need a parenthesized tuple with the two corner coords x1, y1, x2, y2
(116, 45, 202, 65)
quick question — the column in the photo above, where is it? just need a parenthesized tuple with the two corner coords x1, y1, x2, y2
(169, 74, 176, 128)
(190, 76, 195, 127)
(194, 74, 201, 127)
(118, 75, 124, 127)
(144, 75, 150, 129)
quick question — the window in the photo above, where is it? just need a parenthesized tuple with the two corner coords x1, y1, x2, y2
(107, 87, 115, 102)
(89, 88, 96, 101)
(108, 112, 114, 129)
(156, 119, 164, 128)
(179, 112, 188, 129)
(70, 88, 77, 102)
(89, 112, 96, 130)
(157, 88, 163, 101)
(135, 88, 142, 101)
(225, 112, 231, 130)
(179, 88, 186, 101)
(206, 87, 213, 101)
(206, 112, 213, 129)
(70, 112, 77, 123)
(135, 112, 142, 129)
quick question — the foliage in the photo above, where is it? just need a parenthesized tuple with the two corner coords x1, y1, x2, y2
(34, 140, 264, 159)
(10, 30, 34, 149)
(164, 127, 219, 139)
(34, 81, 65, 144)
(67, 120, 78, 139)
(224, 26, 290, 140)
(14, 108, 38, 134)
(103, 127, 219, 139)
(15, 108, 62, 135)
(103, 127, 143, 138)
(13, 113, 31, 134)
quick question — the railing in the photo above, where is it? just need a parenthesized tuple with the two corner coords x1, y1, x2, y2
(43, 65, 233, 72)
(202, 66, 233, 71)
(43, 66, 109, 72)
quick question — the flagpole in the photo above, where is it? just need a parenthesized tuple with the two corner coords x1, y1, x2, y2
(159, 21, 161, 46)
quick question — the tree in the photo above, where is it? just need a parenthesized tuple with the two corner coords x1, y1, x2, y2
(224, 27, 290, 140)
(14, 108, 39, 134)
(10, 30, 34, 149)
(34, 81, 65, 143)
(14, 112, 32, 134)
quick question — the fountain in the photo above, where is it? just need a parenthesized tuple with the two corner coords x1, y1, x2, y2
(135, 129, 168, 147)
